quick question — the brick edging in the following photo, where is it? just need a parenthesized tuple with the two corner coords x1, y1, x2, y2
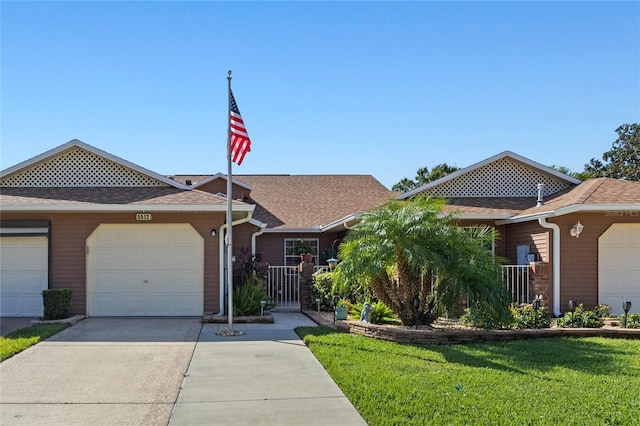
(301, 311, 640, 344)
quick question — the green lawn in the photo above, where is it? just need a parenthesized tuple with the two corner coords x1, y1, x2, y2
(1, 323, 69, 362)
(296, 326, 640, 426)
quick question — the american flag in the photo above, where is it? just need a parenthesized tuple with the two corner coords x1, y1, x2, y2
(229, 90, 251, 165)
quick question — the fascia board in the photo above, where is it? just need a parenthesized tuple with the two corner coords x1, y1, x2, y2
(496, 203, 640, 224)
(452, 213, 515, 220)
(0, 204, 255, 213)
(262, 227, 323, 233)
(191, 173, 252, 190)
(320, 213, 362, 231)
(1, 139, 191, 191)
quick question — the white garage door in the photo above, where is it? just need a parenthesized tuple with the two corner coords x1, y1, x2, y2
(599, 223, 640, 316)
(87, 224, 204, 316)
(0, 237, 48, 317)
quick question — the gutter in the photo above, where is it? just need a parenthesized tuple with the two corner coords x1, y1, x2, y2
(497, 203, 640, 225)
(215, 211, 253, 316)
(538, 217, 561, 316)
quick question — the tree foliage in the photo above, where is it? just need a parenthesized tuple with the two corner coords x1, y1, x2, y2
(392, 163, 459, 192)
(335, 196, 511, 326)
(585, 123, 640, 181)
(548, 165, 590, 181)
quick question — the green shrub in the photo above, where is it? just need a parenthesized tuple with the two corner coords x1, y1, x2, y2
(41, 288, 72, 320)
(350, 301, 399, 324)
(311, 272, 335, 311)
(593, 304, 612, 319)
(460, 306, 513, 330)
(555, 304, 604, 328)
(618, 312, 640, 328)
(233, 275, 275, 316)
(511, 304, 551, 329)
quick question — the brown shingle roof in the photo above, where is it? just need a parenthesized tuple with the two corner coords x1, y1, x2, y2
(0, 187, 230, 207)
(513, 178, 640, 218)
(442, 197, 536, 216)
(232, 175, 397, 229)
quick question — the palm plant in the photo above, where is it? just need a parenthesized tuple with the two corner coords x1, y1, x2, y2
(336, 196, 511, 326)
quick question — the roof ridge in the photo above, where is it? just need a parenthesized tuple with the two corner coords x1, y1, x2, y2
(579, 178, 607, 204)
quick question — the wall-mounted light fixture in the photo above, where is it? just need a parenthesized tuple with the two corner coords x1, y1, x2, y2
(569, 221, 584, 238)
(211, 229, 217, 237)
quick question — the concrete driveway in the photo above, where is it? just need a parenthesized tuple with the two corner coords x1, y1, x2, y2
(0, 318, 201, 425)
(0, 317, 36, 336)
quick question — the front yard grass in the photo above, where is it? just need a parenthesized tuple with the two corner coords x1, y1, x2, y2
(296, 326, 640, 426)
(1, 323, 69, 361)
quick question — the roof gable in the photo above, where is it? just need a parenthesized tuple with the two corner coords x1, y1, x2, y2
(1, 139, 188, 189)
(398, 151, 581, 199)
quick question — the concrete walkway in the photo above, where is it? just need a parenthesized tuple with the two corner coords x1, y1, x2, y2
(1, 314, 366, 425)
(169, 313, 367, 425)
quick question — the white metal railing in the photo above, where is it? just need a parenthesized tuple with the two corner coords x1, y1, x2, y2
(267, 266, 300, 311)
(502, 265, 531, 305)
(314, 265, 332, 274)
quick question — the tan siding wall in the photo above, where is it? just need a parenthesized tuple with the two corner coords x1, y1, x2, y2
(551, 212, 639, 311)
(504, 222, 550, 264)
(197, 180, 249, 200)
(1, 212, 225, 315)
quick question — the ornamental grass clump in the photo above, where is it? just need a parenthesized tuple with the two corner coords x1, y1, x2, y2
(350, 301, 399, 325)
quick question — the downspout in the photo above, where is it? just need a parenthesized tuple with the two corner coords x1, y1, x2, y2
(538, 217, 561, 317)
(251, 225, 266, 257)
(215, 211, 252, 316)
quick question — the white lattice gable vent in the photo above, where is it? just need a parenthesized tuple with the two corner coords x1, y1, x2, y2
(0, 147, 169, 187)
(422, 158, 572, 197)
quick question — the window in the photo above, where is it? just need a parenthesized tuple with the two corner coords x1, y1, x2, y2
(284, 238, 319, 266)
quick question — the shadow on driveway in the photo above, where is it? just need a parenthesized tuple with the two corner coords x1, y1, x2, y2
(0, 317, 36, 336)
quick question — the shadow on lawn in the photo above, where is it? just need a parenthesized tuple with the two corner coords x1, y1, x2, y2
(297, 326, 637, 377)
(421, 337, 634, 376)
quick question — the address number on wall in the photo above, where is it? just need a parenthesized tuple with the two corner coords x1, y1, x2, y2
(136, 213, 152, 221)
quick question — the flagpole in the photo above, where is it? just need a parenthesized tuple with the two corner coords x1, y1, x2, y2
(226, 70, 234, 332)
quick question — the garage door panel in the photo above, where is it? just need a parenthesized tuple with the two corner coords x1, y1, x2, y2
(87, 224, 203, 316)
(0, 236, 48, 317)
(171, 249, 201, 269)
(1, 296, 19, 316)
(117, 248, 144, 270)
(174, 295, 202, 316)
(599, 224, 640, 316)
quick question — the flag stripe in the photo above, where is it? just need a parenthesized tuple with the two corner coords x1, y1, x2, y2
(229, 90, 251, 165)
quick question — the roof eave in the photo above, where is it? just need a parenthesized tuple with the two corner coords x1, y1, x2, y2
(0, 204, 255, 213)
(496, 203, 640, 224)
(262, 227, 323, 233)
(190, 172, 252, 190)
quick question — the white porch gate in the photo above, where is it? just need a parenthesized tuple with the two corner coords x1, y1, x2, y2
(267, 266, 300, 311)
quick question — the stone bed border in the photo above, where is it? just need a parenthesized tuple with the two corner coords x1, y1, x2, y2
(303, 310, 640, 345)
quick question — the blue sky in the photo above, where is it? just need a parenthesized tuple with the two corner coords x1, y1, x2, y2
(2, 1, 638, 189)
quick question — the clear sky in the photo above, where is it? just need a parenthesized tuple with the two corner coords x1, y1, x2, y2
(2, 1, 639, 189)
